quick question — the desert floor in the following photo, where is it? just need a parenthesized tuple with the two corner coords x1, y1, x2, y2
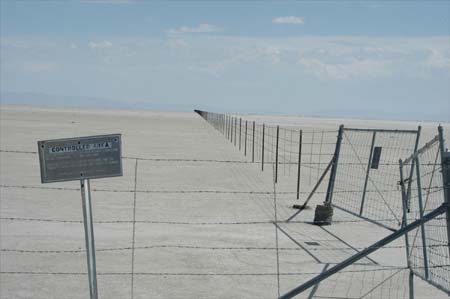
(1, 105, 449, 299)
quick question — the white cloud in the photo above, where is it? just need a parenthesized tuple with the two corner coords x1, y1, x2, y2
(423, 49, 450, 70)
(168, 36, 448, 78)
(299, 58, 391, 80)
(188, 45, 284, 76)
(167, 23, 224, 35)
(89, 40, 113, 49)
(272, 16, 304, 25)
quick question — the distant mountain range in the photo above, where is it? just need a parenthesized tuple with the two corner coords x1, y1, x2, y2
(0, 92, 199, 112)
(1, 91, 448, 122)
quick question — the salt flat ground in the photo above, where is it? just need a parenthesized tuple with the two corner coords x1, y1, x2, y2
(0, 106, 448, 299)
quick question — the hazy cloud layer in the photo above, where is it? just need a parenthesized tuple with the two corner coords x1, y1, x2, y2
(272, 16, 304, 24)
(167, 24, 224, 35)
(1, 35, 449, 120)
(79, 0, 134, 4)
(88, 40, 113, 49)
(3, 35, 448, 79)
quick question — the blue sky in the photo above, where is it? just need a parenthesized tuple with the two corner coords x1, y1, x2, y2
(1, 0, 449, 121)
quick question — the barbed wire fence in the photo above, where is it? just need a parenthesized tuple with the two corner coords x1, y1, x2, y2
(0, 149, 405, 298)
(1, 109, 449, 299)
(196, 110, 450, 298)
(197, 110, 337, 207)
(2, 150, 422, 299)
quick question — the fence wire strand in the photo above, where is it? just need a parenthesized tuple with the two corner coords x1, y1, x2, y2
(2, 110, 449, 299)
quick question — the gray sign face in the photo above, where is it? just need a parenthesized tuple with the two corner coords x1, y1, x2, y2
(38, 134, 122, 183)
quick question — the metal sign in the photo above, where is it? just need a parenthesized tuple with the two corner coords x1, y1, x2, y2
(38, 134, 122, 183)
(371, 146, 382, 169)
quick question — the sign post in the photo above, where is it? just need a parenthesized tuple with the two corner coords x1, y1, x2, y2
(38, 134, 123, 299)
(80, 179, 98, 299)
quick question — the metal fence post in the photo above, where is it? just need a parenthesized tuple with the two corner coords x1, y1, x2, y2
(409, 270, 414, 299)
(231, 117, 234, 143)
(234, 117, 237, 146)
(252, 121, 255, 163)
(324, 125, 344, 205)
(229, 116, 231, 140)
(229, 116, 232, 140)
(228, 116, 233, 142)
(406, 127, 422, 211)
(360, 131, 377, 215)
(226, 115, 228, 137)
(227, 116, 230, 140)
(239, 118, 242, 150)
(229, 116, 231, 141)
(80, 179, 98, 299)
(262, 124, 265, 171)
(438, 125, 450, 259)
(297, 130, 303, 200)
(399, 159, 412, 269)
(414, 155, 430, 279)
(275, 125, 279, 183)
(245, 120, 248, 156)
(226, 116, 229, 139)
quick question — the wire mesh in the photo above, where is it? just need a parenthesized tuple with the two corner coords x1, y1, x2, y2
(210, 112, 338, 203)
(401, 133, 450, 294)
(331, 128, 420, 230)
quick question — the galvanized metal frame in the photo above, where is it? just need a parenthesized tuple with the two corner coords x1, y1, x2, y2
(360, 131, 377, 215)
(399, 159, 412, 269)
(328, 126, 421, 229)
(296, 130, 302, 200)
(414, 155, 430, 279)
(80, 179, 98, 299)
(400, 127, 450, 295)
(438, 126, 450, 259)
(324, 125, 344, 205)
(344, 128, 419, 133)
(404, 135, 438, 165)
(406, 127, 422, 213)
